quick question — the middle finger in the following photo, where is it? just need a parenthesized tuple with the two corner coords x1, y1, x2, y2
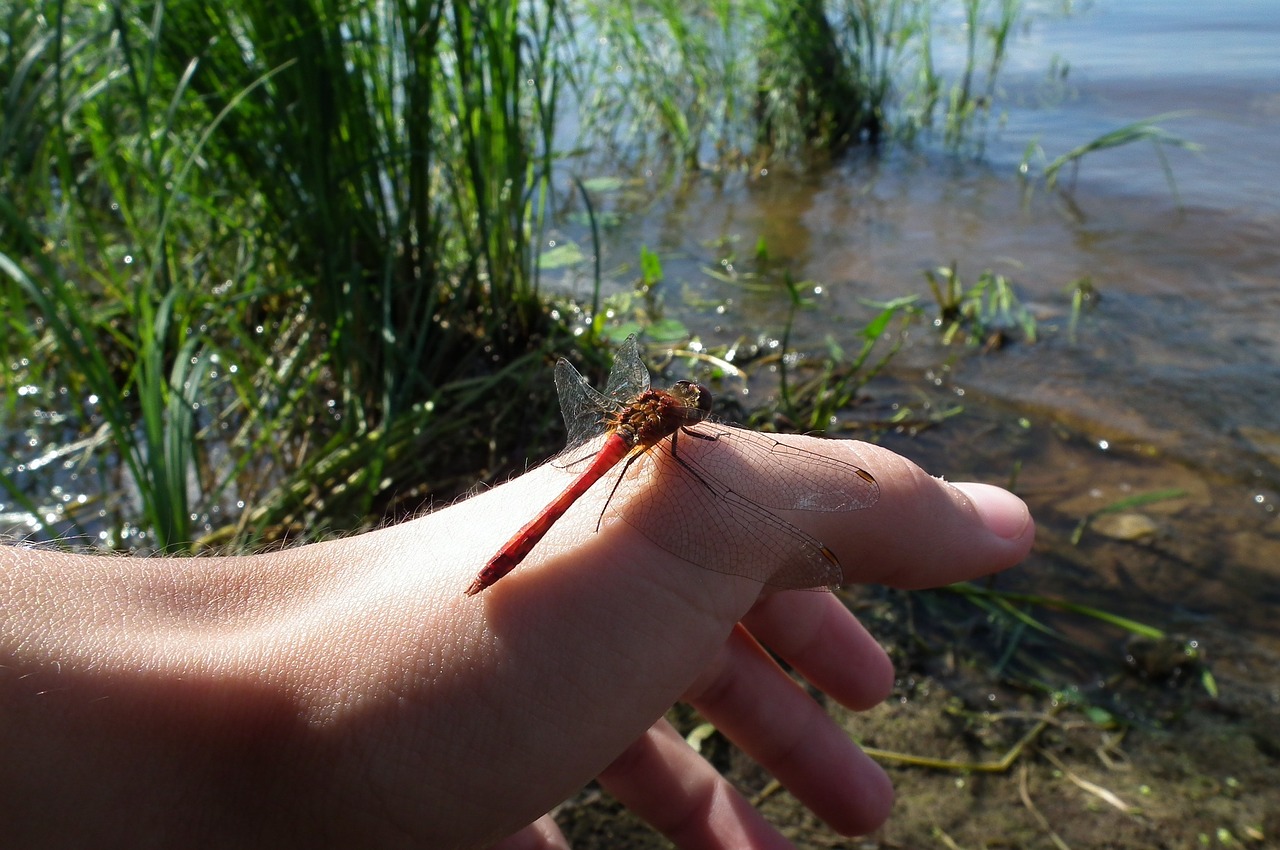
(684, 624, 894, 836)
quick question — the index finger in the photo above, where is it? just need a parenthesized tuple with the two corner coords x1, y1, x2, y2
(793, 440, 1035, 589)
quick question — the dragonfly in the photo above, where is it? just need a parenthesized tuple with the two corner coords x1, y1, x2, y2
(464, 335, 879, 596)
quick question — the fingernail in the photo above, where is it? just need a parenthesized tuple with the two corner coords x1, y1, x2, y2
(951, 482, 1033, 541)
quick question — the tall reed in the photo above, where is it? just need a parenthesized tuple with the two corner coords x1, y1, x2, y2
(1, 0, 566, 549)
(575, 0, 1028, 163)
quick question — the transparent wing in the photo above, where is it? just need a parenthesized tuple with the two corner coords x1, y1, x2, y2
(554, 335, 652, 451)
(547, 338, 876, 590)
(554, 359, 613, 451)
(681, 424, 879, 512)
(605, 428, 879, 590)
(603, 335, 651, 402)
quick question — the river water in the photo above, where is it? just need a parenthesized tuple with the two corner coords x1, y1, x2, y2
(577, 0, 1280, 696)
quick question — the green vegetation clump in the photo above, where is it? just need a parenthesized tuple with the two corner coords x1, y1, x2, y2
(2, 1, 569, 548)
(0, 0, 1048, 549)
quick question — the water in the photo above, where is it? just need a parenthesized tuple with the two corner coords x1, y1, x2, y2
(581, 0, 1280, 685)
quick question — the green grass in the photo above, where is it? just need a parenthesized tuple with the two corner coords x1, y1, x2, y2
(1, 0, 1079, 550)
(771, 285, 916, 432)
(573, 0, 1029, 163)
(936, 578, 1218, 701)
(1, 0, 567, 550)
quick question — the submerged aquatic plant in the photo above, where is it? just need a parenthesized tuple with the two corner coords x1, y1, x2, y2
(925, 263, 1038, 348)
(1024, 112, 1202, 201)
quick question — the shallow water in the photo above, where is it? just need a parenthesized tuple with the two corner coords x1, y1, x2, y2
(579, 0, 1280, 684)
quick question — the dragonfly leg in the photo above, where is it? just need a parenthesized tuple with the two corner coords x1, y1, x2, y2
(680, 426, 720, 443)
(665, 429, 719, 494)
(595, 447, 647, 532)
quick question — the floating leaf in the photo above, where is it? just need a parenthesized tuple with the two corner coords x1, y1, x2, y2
(537, 242, 586, 270)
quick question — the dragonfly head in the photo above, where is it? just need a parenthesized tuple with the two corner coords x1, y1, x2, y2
(671, 380, 713, 423)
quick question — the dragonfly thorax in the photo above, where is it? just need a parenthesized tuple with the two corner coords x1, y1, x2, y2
(609, 381, 712, 449)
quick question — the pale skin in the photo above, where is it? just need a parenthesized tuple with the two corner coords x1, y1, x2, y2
(0, 437, 1034, 849)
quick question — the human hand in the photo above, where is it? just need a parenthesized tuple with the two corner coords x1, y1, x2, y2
(0, 438, 1032, 849)
(479, 440, 1032, 849)
(496, 592, 899, 850)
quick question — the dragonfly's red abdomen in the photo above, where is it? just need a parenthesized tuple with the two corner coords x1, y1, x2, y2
(462, 432, 634, 596)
